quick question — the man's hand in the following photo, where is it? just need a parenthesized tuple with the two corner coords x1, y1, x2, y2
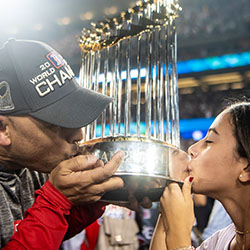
(49, 151, 125, 204)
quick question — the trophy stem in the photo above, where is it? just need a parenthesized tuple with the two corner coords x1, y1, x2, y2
(125, 38, 132, 136)
(136, 35, 142, 137)
(165, 23, 171, 143)
(145, 31, 152, 139)
(101, 47, 109, 137)
(152, 30, 157, 138)
(169, 19, 180, 147)
(113, 46, 119, 137)
(91, 51, 101, 139)
(109, 55, 113, 136)
(117, 41, 123, 135)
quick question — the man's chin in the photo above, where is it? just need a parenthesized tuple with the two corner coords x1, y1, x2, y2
(30, 161, 59, 173)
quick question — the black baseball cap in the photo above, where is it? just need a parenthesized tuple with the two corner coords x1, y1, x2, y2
(0, 38, 112, 128)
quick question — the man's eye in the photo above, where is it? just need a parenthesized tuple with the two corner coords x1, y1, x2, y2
(45, 124, 55, 129)
(44, 123, 59, 130)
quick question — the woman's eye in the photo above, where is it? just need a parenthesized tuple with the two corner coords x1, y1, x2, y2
(205, 140, 213, 144)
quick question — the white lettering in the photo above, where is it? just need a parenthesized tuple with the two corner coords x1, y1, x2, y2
(32, 65, 75, 97)
(64, 64, 75, 78)
(48, 67, 55, 75)
(29, 68, 55, 85)
(40, 64, 46, 71)
(30, 78, 38, 85)
(46, 74, 62, 91)
(37, 74, 44, 81)
(44, 62, 50, 68)
(59, 70, 71, 84)
(35, 81, 50, 97)
(40, 62, 51, 71)
(42, 72, 48, 78)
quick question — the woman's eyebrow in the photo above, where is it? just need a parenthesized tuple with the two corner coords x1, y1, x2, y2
(208, 127, 219, 135)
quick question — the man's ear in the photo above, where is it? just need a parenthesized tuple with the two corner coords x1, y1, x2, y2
(0, 115, 11, 146)
(239, 164, 250, 183)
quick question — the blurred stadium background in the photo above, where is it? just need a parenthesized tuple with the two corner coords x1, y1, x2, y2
(0, 0, 249, 148)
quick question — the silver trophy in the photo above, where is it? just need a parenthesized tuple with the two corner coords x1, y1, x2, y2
(79, 0, 185, 203)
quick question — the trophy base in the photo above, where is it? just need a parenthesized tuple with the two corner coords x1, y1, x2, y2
(82, 136, 185, 203)
(101, 175, 183, 203)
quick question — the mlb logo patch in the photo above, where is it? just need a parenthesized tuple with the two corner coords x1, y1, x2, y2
(47, 51, 64, 69)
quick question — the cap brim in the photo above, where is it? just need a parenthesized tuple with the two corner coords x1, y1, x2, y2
(30, 86, 112, 128)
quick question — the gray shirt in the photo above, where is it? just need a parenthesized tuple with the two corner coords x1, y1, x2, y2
(0, 165, 48, 247)
(202, 200, 232, 241)
(198, 223, 235, 250)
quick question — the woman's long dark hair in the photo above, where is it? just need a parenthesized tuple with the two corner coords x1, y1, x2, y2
(226, 100, 250, 162)
(225, 100, 250, 250)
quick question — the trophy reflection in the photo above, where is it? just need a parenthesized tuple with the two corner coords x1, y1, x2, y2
(79, 0, 182, 203)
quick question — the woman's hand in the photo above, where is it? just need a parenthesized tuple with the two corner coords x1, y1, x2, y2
(160, 176, 195, 249)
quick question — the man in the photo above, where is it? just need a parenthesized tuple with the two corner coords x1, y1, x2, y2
(0, 38, 125, 249)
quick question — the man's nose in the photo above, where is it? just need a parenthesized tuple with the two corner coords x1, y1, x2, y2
(65, 128, 84, 143)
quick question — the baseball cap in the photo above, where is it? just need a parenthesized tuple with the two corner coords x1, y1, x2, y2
(0, 38, 112, 128)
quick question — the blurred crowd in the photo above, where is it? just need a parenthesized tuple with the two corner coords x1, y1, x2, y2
(179, 86, 250, 151)
(176, 0, 250, 60)
(177, 0, 250, 40)
(179, 87, 250, 119)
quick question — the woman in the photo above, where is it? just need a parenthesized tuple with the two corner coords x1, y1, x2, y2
(150, 101, 250, 250)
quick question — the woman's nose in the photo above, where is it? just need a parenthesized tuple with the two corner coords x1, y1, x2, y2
(188, 143, 198, 158)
